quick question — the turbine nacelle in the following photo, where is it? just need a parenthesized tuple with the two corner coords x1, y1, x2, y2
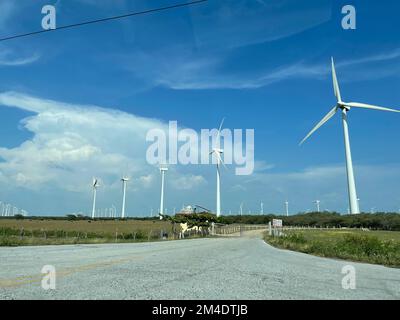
(337, 102, 350, 111)
(212, 148, 224, 154)
(92, 178, 100, 189)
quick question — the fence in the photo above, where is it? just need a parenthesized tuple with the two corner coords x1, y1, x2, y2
(213, 224, 267, 236)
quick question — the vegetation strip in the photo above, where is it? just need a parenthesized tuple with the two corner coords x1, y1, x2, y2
(264, 229, 400, 267)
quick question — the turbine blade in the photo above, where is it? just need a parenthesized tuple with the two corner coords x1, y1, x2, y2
(331, 57, 342, 102)
(218, 117, 225, 134)
(347, 102, 400, 113)
(300, 106, 338, 145)
(216, 117, 225, 142)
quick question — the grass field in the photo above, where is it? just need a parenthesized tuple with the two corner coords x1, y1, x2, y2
(0, 219, 177, 246)
(264, 229, 400, 267)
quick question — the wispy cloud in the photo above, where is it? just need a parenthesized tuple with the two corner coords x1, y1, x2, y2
(136, 47, 400, 90)
(0, 51, 41, 67)
(338, 48, 400, 68)
(190, 0, 332, 49)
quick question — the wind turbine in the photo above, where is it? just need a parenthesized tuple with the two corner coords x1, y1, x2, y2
(91, 178, 100, 219)
(300, 57, 400, 215)
(285, 200, 289, 217)
(314, 200, 321, 213)
(260, 202, 264, 215)
(210, 119, 227, 217)
(121, 177, 130, 219)
(112, 205, 116, 218)
(159, 165, 168, 220)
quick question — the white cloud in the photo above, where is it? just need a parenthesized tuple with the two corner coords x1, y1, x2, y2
(0, 92, 215, 214)
(170, 174, 206, 191)
(0, 92, 167, 194)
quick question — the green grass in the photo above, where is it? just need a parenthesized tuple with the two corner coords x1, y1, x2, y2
(0, 219, 179, 247)
(264, 229, 400, 267)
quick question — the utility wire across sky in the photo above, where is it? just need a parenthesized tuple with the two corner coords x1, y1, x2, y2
(0, 0, 208, 42)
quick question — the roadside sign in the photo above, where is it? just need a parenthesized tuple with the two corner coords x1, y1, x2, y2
(272, 219, 283, 228)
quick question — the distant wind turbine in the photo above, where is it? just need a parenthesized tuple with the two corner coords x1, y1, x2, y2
(210, 118, 227, 217)
(300, 58, 400, 215)
(159, 166, 168, 220)
(91, 178, 100, 219)
(314, 200, 321, 213)
(285, 200, 289, 217)
(260, 202, 264, 215)
(121, 177, 130, 219)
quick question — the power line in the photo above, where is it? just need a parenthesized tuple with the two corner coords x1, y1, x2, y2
(0, 0, 207, 42)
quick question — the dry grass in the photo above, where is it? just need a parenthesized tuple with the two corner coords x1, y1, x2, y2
(0, 219, 173, 234)
(0, 219, 177, 246)
(265, 229, 400, 267)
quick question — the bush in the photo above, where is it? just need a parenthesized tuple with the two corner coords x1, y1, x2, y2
(285, 233, 307, 244)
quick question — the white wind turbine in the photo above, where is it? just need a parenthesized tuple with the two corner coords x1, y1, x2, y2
(210, 119, 227, 217)
(301, 57, 400, 215)
(284, 200, 289, 217)
(91, 178, 100, 219)
(314, 200, 321, 213)
(159, 165, 168, 220)
(121, 177, 130, 219)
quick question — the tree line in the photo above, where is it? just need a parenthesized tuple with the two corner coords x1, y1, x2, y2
(219, 212, 400, 231)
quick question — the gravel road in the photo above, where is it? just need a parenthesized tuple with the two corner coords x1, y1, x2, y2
(0, 231, 399, 300)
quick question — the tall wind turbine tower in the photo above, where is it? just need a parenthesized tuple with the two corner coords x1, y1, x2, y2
(159, 166, 168, 220)
(91, 178, 100, 219)
(300, 58, 400, 214)
(285, 200, 289, 217)
(260, 202, 264, 215)
(121, 177, 129, 218)
(314, 200, 321, 213)
(210, 119, 227, 217)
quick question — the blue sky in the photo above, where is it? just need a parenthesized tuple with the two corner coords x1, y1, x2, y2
(0, 0, 400, 216)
